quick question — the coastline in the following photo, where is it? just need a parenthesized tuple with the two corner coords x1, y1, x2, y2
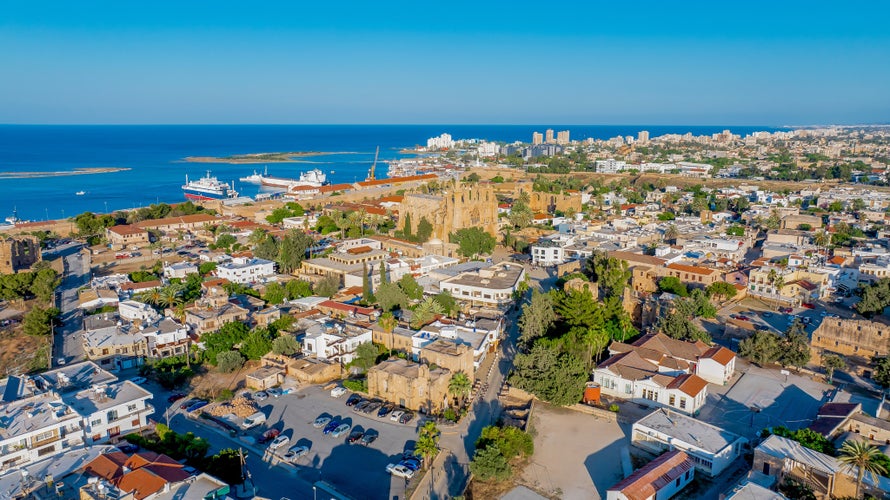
(0, 167, 131, 179)
(183, 151, 358, 164)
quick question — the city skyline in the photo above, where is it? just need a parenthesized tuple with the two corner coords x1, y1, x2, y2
(1, 1, 888, 125)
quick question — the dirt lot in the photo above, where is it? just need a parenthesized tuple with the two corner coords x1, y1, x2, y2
(0, 321, 50, 374)
(519, 403, 629, 499)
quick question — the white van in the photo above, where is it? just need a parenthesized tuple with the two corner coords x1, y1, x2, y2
(241, 411, 266, 429)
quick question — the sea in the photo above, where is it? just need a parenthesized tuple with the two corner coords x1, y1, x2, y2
(0, 125, 786, 222)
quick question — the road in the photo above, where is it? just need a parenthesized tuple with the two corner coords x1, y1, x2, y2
(48, 242, 90, 366)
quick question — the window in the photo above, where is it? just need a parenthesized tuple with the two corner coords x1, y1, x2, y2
(685, 470, 690, 480)
(127, 404, 138, 412)
(107, 410, 119, 422)
(762, 462, 770, 475)
(33, 430, 57, 444)
(108, 426, 121, 437)
(676, 478, 680, 487)
(91, 418, 102, 426)
(669, 395, 676, 406)
(679, 398, 687, 410)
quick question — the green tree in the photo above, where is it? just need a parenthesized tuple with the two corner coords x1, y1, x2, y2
(352, 342, 379, 373)
(202, 322, 250, 364)
(448, 371, 473, 406)
(821, 354, 846, 384)
(399, 274, 424, 301)
(706, 281, 737, 302)
(657, 212, 675, 221)
(411, 296, 444, 329)
(554, 289, 601, 327)
(285, 279, 312, 299)
(450, 227, 496, 258)
(873, 356, 890, 388)
(584, 252, 631, 300)
(272, 335, 300, 355)
(216, 350, 244, 373)
(664, 224, 679, 244)
(214, 233, 237, 251)
(205, 448, 246, 485)
(779, 320, 811, 369)
(658, 276, 689, 297)
(240, 327, 273, 360)
(313, 275, 340, 297)
(253, 236, 279, 261)
(22, 306, 59, 336)
(469, 446, 511, 481)
(509, 191, 533, 228)
(726, 225, 745, 237)
(739, 330, 782, 365)
(658, 311, 710, 343)
(415, 421, 440, 470)
(276, 231, 314, 273)
(261, 282, 285, 305)
(375, 282, 409, 311)
(433, 290, 458, 317)
(518, 289, 555, 346)
(416, 217, 434, 243)
(475, 425, 534, 460)
(362, 263, 373, 304)
(509, 343, 587, 406)
(837, 439, 888, 499)
(198, 261, 217, 275)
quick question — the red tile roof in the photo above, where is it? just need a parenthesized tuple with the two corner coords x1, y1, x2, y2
(702, 346, 735, 366)
(108, 224, 148, 236)
(120, 280, 162, 291)
(666, 263, 720, 276)
(608, 450, 692, 500)
(667, 373, 708, 397)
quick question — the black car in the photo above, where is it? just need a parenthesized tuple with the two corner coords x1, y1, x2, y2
(377, 403, 394, 418)
(399, 412, 414, 424)
(362, 401, 382, 414)
(361, 432, 378, 446)
(179, 398, 206, 410)
(354, 400, 371, 412)
(346, 394, 362, 407)
(167, 393, 186, 403)
(346, 430, 364, 444)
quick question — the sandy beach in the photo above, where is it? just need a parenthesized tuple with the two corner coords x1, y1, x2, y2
(183, 151, 355, 163)
(0, 167, 130, 179)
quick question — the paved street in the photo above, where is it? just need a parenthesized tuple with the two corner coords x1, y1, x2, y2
(49, 242, 89, 366)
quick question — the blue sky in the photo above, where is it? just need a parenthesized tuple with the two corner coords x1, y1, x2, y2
(1, 1, 888, 125)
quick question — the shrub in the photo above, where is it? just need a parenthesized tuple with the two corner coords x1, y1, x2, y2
(342, 378, 368, 393)
(216, 351, 244, 373)
(609, 404, 620, 412)
(444, 408, 458, 422)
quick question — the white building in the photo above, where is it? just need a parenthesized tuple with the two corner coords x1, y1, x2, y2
(413, 317, 502, 369)
(118, 300, 160, 325)
(477, 141, 499, 157)
(426, 133, 454, 150)
(163, 261, 198, 279)
(530, 235, 576, 266)
(302, 320, 373, 365)
(607, 450, 694, 500)
(66, 380, 153, 444)
(215, 257, 276, 284)
(439, 262, 525, 309)
(632, 408, 747, 477)
(141, 318, 190, 359)
(596, 159, 627, 174)
(0, 392, 84, 471)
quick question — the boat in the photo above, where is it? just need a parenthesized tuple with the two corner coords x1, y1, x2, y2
(239, 166, 268, 184)
(3, 208, 29, 227)
(182, 171, 239, 201)
(258, 168, 329, 189)
(75, 191, 86, 196)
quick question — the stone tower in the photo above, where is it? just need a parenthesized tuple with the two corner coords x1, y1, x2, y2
(398, 182, 498, 241)
(0, 236, 41, 274)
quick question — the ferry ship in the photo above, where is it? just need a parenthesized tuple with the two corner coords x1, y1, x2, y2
(182, 171, 239, 201)
(239, 168, 329, 189)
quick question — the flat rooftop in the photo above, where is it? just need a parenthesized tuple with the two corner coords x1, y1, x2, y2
(441, 262, 524, 290)
(0, 392, 80, 439)
(66, 380, 152, 414)
(634, 408, 744, 454)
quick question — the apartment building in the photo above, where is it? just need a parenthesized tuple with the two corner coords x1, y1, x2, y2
(0, 392, 84, 472)
(439, 262, 525, 309)
(105, 225, 150, 250)
(67, 381, 153, 444)
(215, 257, 276, 284)
(302, 320, 373, 365)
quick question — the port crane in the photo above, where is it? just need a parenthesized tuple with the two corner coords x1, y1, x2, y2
(367, 146, 379, 181)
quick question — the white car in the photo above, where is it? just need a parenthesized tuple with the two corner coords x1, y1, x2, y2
(330, 386, 347, 398)
(386, 463, 415, 479)
(269, 435, 290, 450)
(266, 387, 283, 398)
(283, 445, 309, 462)
(390, 410, 405, 422)
(331, 423, 351, 438)
(253, 391, 269, 401)
(130, 376, 147, 385)
(313, 416, 331, 428)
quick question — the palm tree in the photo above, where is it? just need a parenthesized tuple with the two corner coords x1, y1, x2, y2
(139, 288, 163, 307)
(837, 439, 888, 499)
(448, 371, 472, 407)
(159, 284, 183, 309)
(773, 276, 785, 310)
(414, 421, 440, 471)
(664, 224, 679, 244)
(411, 297, 444, 329)
(378, 312, 397, 356)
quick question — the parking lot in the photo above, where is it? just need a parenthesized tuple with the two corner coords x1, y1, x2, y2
(173, 384, 424, 500)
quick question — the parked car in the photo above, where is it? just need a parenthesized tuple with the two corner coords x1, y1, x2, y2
(801, 303, 816, 309)
(400, 457, 422, 472)
(390, 410, 405, 422)
(283, 445, 309, 462)
(386, 464, 415, 479)
(354, 400, 371, 412)
(346, 430, 364, 444)
(259, 429, 280, 444)
(269, 435, 290, 450)
(331, 423, 351, 438)
(167, 393, 186, 403)
(363, 401, 383, 414)
(399, 412, 414, 424)
(313, 416, 332, 429)
(180, 398, 204, 410)
(130, 376, 147, 385)
(266, 388, 283, 398)
(378, 403, 394, 418)
(361, 432, 378, 446)
(780, 307, 794, 313)
(186, 400, 209, 413)
(323, 419, 342, 435)
(331, 386, 347, 398)
(117, 443, 139, 453)
(761, 311, 772, 317)
(253, 391, 269, 401)
(345, 394, 362, 406)
(241, 411, 267, 429)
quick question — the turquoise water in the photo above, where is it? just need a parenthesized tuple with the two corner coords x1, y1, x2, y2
(0, 125, 783, 221)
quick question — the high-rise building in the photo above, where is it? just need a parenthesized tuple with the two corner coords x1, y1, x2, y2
(532, 132, 543, 145)
(638, 130, 650, 144)
(556, 130, 570, 145)
(545, 129, 555, 144)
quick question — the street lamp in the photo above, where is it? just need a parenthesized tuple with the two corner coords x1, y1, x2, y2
(312, 485, 316, 500)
